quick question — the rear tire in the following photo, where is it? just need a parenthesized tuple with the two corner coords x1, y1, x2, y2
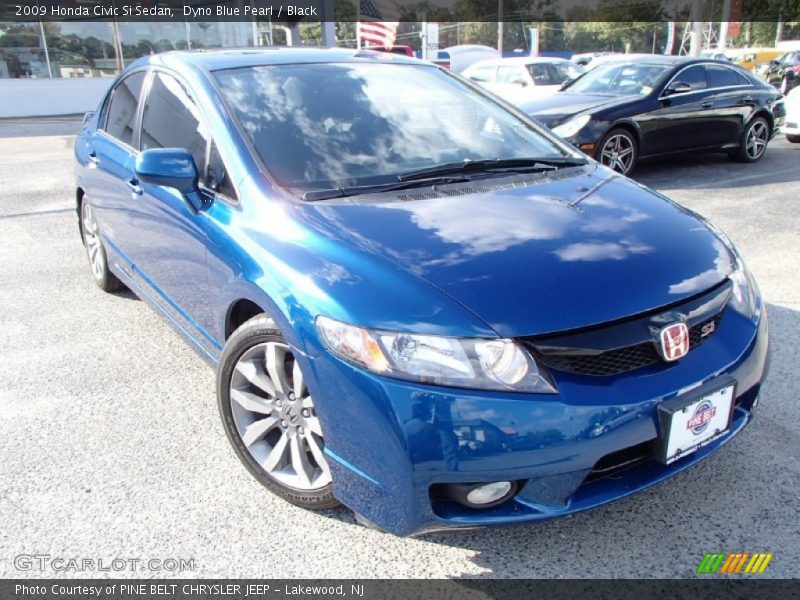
(217, 314, 339, 510)
(80, 198, 123, 293)
(731, 117, 770, 163)
(787, 134, 800, 144)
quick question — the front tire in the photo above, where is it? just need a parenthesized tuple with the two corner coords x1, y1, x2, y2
(787, 134, 800, 144)
(596, 127, 638, 176)
(80, 198, 123, 292)
(732, 116, 770, 163)
(217, 314, 339, 510)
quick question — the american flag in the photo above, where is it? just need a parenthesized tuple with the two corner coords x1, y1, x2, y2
(357, 0, 398, 49)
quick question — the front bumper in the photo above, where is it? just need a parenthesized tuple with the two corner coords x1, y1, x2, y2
(305, 306, 769, 536)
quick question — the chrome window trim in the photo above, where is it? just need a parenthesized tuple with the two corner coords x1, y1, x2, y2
(659, 62, 754, 100)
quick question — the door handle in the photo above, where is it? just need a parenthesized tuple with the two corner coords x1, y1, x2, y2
(701, 100, 714, 108)
(127, 179, 143, 196)
(87, 151, 100, 166)
(742, 95, 753, 103)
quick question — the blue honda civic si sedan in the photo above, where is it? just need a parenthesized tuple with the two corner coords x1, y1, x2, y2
(74, 48, 769, 536)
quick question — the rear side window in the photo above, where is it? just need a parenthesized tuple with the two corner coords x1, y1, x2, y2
(677, 65, 707, 90)
(103, 72, 145, 146)
(141, 72, 209, 174)
(706, 65, 746, 88)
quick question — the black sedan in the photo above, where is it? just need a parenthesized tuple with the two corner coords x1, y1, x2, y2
(763, 51, 800, 94)
(519, 57, 785, 176)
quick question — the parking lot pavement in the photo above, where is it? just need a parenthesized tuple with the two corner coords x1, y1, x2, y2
(0, 118, 798, 579)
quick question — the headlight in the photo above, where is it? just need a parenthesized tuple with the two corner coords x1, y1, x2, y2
(729, 261, 760, 320)
(551, 114, 591, 139)
(316, 316, 556, 393)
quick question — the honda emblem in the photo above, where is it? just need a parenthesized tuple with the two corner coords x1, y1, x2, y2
(658, 322, 690, 361)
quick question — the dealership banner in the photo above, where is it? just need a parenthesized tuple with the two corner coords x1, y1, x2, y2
(0, 0, 799, 22)
(3, 580, 800, 600)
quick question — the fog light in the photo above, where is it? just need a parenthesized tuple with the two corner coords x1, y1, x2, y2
(466, 481, 513, 506)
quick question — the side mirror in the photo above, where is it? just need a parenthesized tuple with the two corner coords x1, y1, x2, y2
(135, 148, 203, 213)
(516, 79, 528, 87)
(82, 111, 94, 126)
(664, 81, 692, 96)
(560, 78, 573, 90)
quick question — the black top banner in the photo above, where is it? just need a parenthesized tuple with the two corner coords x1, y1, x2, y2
(1, 0, 799, 22)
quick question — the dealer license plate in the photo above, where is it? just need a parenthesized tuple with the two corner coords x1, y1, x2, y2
(657, 383, 735, 464)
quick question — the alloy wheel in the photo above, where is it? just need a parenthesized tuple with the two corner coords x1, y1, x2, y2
(600, 134, 635, 174)
(81, 202, 104, 280)
(745, 121, 768, 160)
(229, 341, 331, 491)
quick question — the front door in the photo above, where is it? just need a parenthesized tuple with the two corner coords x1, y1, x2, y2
(124, 70, 216, 347)
(643, 64, 713, 156)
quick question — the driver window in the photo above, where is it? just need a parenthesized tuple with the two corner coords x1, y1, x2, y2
(140, 72, 209, 176)
(676, 65, 707, 91)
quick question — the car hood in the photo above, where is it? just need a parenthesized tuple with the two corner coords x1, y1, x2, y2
(297, 165, 735, 338)
(521, 92, 635, 127)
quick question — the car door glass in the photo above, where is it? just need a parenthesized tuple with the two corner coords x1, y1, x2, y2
(677, 65, 707, 91)
(497, 65, 526, 85)
(103, 72, 145, 146)
(140, 71, 210, 176)
(468, 65, 496, 83)
(706, 65, 742, 88)
(206, 142, 237, 200)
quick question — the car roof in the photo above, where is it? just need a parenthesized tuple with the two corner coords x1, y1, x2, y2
(466, 56, 575, 69)
(591, 55, 719, 67)
(130, 47, 426, 73)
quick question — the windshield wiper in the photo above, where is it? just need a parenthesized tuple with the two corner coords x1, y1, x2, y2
(300, 175, 472, 202)
(397, 156, 587, 182)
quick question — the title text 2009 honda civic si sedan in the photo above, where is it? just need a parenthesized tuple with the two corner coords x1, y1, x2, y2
(75, 49, 768, 536)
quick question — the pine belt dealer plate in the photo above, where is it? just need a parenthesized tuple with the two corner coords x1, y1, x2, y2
(656, 378, 735, 465)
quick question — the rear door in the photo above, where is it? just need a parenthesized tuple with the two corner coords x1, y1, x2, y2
(703, 64, 755, 146)
(83, 70, 147, 263)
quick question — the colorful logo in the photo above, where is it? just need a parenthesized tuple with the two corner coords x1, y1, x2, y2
(697, 552, 773, 574)
(658, 322, 690, 361)
(687, 400, 717, 435)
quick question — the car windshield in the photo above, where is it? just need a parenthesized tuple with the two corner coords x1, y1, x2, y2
(567, 62, 671, 96)
(214, 62, 571, 191)
(525, 62, 583, 85)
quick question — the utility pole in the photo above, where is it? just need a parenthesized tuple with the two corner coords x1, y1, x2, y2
(719, 0, 731, 50)
(320, 0, 335, 47)
(689, 0, 703, 56)
(497, 0, 503, 54)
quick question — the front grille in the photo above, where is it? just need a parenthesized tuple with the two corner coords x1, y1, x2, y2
(523, 281, 732, 378)
(537, 341, 659, 377)
(533, 313, 723, 377)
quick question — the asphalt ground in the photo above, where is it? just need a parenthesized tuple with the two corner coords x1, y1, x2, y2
(0, 116, 798, 579)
